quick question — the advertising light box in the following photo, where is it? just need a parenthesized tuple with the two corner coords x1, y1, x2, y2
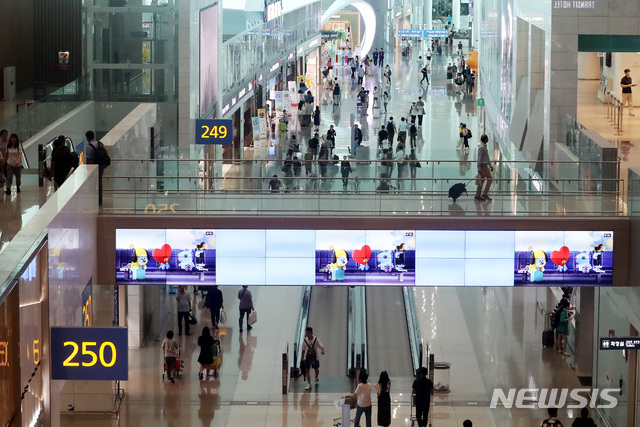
(115, 229, 613, 287)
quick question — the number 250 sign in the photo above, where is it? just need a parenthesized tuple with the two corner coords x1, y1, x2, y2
(51, 327, 128, 380)
(196, 119, 232, 145)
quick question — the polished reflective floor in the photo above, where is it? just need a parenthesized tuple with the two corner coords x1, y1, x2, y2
(61, 285, 587, 427)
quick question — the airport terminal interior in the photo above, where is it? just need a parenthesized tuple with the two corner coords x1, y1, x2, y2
(2, 0, 640, 426)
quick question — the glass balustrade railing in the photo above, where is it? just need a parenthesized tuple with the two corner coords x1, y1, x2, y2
(99, 158, 625, 216)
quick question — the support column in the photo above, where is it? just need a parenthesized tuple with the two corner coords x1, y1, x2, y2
(452, 0, 460, 32)
(425, 0, 432, 30)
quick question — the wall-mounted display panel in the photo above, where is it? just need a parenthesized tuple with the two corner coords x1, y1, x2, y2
(115, 229, 613, 286)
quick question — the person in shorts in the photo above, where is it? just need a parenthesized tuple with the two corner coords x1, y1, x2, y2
(301, 327, 325, 390)
(620, 68, 637, 116)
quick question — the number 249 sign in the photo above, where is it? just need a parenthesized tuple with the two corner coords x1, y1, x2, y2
(51, 327, 128, 380)
(196, 119, 232, 145)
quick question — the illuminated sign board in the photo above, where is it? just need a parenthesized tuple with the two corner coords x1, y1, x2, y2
(51, 327, 128, 380)
(600, 337, 640, 350)
(195, 119, 232, 145)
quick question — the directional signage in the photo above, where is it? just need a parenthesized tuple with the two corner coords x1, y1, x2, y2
(196, 119, 233, 145)
(397, 30, 423, 38)
(478, 98, 485, 106)
(398, 30, 449, 38)
(600, 337, 640, 350)
(424, 30, 449, 38)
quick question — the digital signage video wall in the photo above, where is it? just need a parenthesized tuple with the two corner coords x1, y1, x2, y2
(115, 229, 613, 286)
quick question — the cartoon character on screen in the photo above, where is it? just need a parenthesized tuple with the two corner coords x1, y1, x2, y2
(377, 251, 394, 273)
(131, 247, 149, 281)
(152, 244, 172, 271)
(550, 246, 570, 273)
(330, 249, 349, 282)
(575, 252, 592, 273)
(528, 248, 547, 282)
(352, 245, 372, 271)
(177, 250, 195, 271)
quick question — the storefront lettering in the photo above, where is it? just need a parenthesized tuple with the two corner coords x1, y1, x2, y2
(553, 0, 595, 8)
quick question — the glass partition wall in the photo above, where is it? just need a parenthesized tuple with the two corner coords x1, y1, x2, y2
(84, 0, 179, 103)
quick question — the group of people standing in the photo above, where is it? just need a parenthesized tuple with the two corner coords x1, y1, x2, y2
(301, 327, 434, 427)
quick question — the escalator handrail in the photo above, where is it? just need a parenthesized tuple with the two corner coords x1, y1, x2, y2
(293, 286, 312, 368)
(40, 136, 75, 170)
(348, 286, 368, 375)
(403, 286, 422, 373)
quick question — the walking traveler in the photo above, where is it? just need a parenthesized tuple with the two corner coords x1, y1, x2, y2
(475, 134, 494, 202)
(301, 327, 325, 390)
(238, 286, 254, 332)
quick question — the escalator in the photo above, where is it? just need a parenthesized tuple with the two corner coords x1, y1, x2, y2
(366, 287, 414, 385)
(296, 285, 352, 392)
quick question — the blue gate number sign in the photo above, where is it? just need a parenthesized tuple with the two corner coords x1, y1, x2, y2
(51, 327, 128, 380)
(196, 119, 233, 145)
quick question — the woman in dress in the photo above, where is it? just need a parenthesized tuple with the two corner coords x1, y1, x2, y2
(5, 133, 22, 195)
(197, 326, 214, 380)
(375, 371, 391, 427)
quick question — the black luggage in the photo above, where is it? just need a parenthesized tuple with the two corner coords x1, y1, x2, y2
(332, 154, 339, 165)
(448, 182, 468, 202)
(543, 329, 554, 347)
(301, 114, 311, 127)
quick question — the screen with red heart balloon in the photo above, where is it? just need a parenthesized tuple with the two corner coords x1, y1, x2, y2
(116, 229, 216, 286)
(115, 229, 613, 287)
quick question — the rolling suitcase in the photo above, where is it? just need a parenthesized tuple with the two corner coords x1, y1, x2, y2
(448, 182, 468, 202)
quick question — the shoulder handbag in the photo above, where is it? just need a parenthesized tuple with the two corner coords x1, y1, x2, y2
(188, 312, 198, 325)
(248, 309, 258, 326)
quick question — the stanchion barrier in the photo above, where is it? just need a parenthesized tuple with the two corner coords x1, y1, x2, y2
(361, 344, 366, 375)
(282, 351, 288, 394)
(606, 92, 611, 119)
(616, 101, 623, 135)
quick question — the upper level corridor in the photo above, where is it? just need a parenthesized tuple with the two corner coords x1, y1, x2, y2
(100, 44, 624, 216)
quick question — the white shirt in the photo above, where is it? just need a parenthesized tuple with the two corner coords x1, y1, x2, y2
(398, 121, 408, 132)
(303, 336, 323, 353)
(354, 382, 372, 407)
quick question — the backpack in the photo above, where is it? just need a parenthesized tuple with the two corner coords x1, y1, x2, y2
(305, 338, 318, 363)
(467, 130, 472, 138)
(387, 121, 395, 134)
(93, 141, 111, 167)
